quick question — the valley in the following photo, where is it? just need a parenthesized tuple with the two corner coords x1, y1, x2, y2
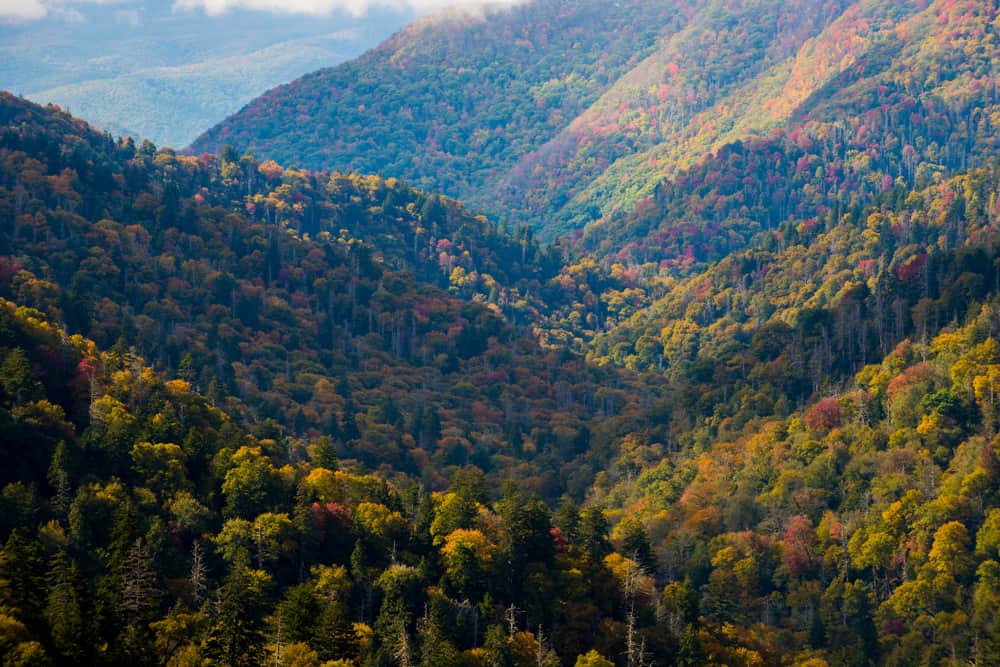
(1, 0, 999, 664)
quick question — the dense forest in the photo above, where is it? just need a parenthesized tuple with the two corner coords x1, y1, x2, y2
(0, 93, 682, 665)
(190, 0, 998, 239)
(2, 0, 1000, 664)
(6, 91, 1000, 666)
(0, 92, 668, 503)
(188, 0, 699, 227)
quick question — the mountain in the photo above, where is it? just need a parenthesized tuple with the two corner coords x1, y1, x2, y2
(0, 92, 689, 667)
(5, 17, 1000, 657)
(0, 92, 664, 502)
(506, 0, 998, 234)
(0, 290, 674, 666)
(0, 3, 414, 147)
(189, 0, 688, 217)
(3, 0, 1000, 662)
(190, 0, 998, 241)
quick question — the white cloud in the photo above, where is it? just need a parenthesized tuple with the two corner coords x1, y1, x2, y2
(1, 0, 135, 23)
(0, 0, 48, 21)
(172, 0, 517, 18)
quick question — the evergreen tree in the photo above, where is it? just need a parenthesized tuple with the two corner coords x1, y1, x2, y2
(204, 567, 269, 667)
(45, 550, 87, 663)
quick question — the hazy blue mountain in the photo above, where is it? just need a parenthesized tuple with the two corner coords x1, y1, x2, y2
(0, 1, 415, 147)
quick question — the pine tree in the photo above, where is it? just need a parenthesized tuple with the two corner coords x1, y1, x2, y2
(311, 597, 356, 662)
(45, 550, 87, 663)
(620, 518, 658, 575)
(204, 567, 268, 667)
(2, 530, 46, 630)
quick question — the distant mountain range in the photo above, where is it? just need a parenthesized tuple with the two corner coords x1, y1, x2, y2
(0, 2, 414, 147)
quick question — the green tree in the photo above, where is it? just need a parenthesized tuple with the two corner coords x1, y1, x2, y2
(0, 349, 42, 406)
(2, 530, 46, 630)
(619, 517, 657, 574)
(577, 508, 611, 563)
(221, 447, 283, 519)
(820, 576, 877, 665)
(131, 441, 188, 498)
(44, 550, 87, 663)
(204, 567, 270, 667)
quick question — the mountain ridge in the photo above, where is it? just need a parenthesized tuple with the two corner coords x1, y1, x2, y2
(3, 0, 1000, 663)
(191, 0, 998, 244)
(5, 28, 1000, 658)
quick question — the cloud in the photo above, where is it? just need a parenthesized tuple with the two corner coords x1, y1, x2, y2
(172, 0, 518, 18)
(1, 0, 135, 23)
(0, 0, 48, 21)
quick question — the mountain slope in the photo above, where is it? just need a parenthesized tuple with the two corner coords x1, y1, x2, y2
(0, 290, 666, 667)
(6, 39, 1000, 663)
(0, 92, 663, 500)
(192, 0, 998, 242)
(189, 0, 689, 207)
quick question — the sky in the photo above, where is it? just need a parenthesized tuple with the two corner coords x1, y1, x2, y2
(0, 0, 513, 21)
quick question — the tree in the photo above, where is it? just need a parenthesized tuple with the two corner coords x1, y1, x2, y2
(976, 509, 1000, 560)
(311, 596, 356, 663)
(189, 541, 208, 606)
(312, 436, 339, 471)
(131, 441, 188, 498)
(0, 609, 48, 666)
(45, 550, 87, 663)
(251, 512, 295, 571)
(783, 515, 818, 579)
(2, 530, 46, 629)
(577, 508, 611, 564)
(819, 576, 877, 665)
(496, 489, 554, 601)
(309, 565, 356, 661)
(927, 521, 974, 585)
(619, 518, 657, 574)
(419, 619, 461, 667)
(552, 498, 581, 543)
(221, 447, 283, 519)
(805, 397, 842, 434)
(150, 604, 208, 665)
(120, 537, 158, 623)
(277, 641, 321, 667)
(574, 650, 614, 667)
(440, 528, 493, 601)
(204, 567, 270, 667)
(0, 349, 42, 406)
(429, 492, 477, 545)
(972, 560, 1000, 665)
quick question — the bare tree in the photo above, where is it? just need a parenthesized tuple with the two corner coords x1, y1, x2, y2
(393, 626, 413, 667)
(190, 540, 208, 606)
(622, 556, 649, 667)
(121, 538, 158, 623)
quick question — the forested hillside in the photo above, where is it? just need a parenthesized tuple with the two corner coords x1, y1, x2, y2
(8, 84, 1000, 664)
(511, 0, 997, 234)
(2, 0, 1000, 661)
(190, 0, 998, 241)
(188, 0, 691, 217)
(0, 92, 664, 503)
(0, 295, 677, 666)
